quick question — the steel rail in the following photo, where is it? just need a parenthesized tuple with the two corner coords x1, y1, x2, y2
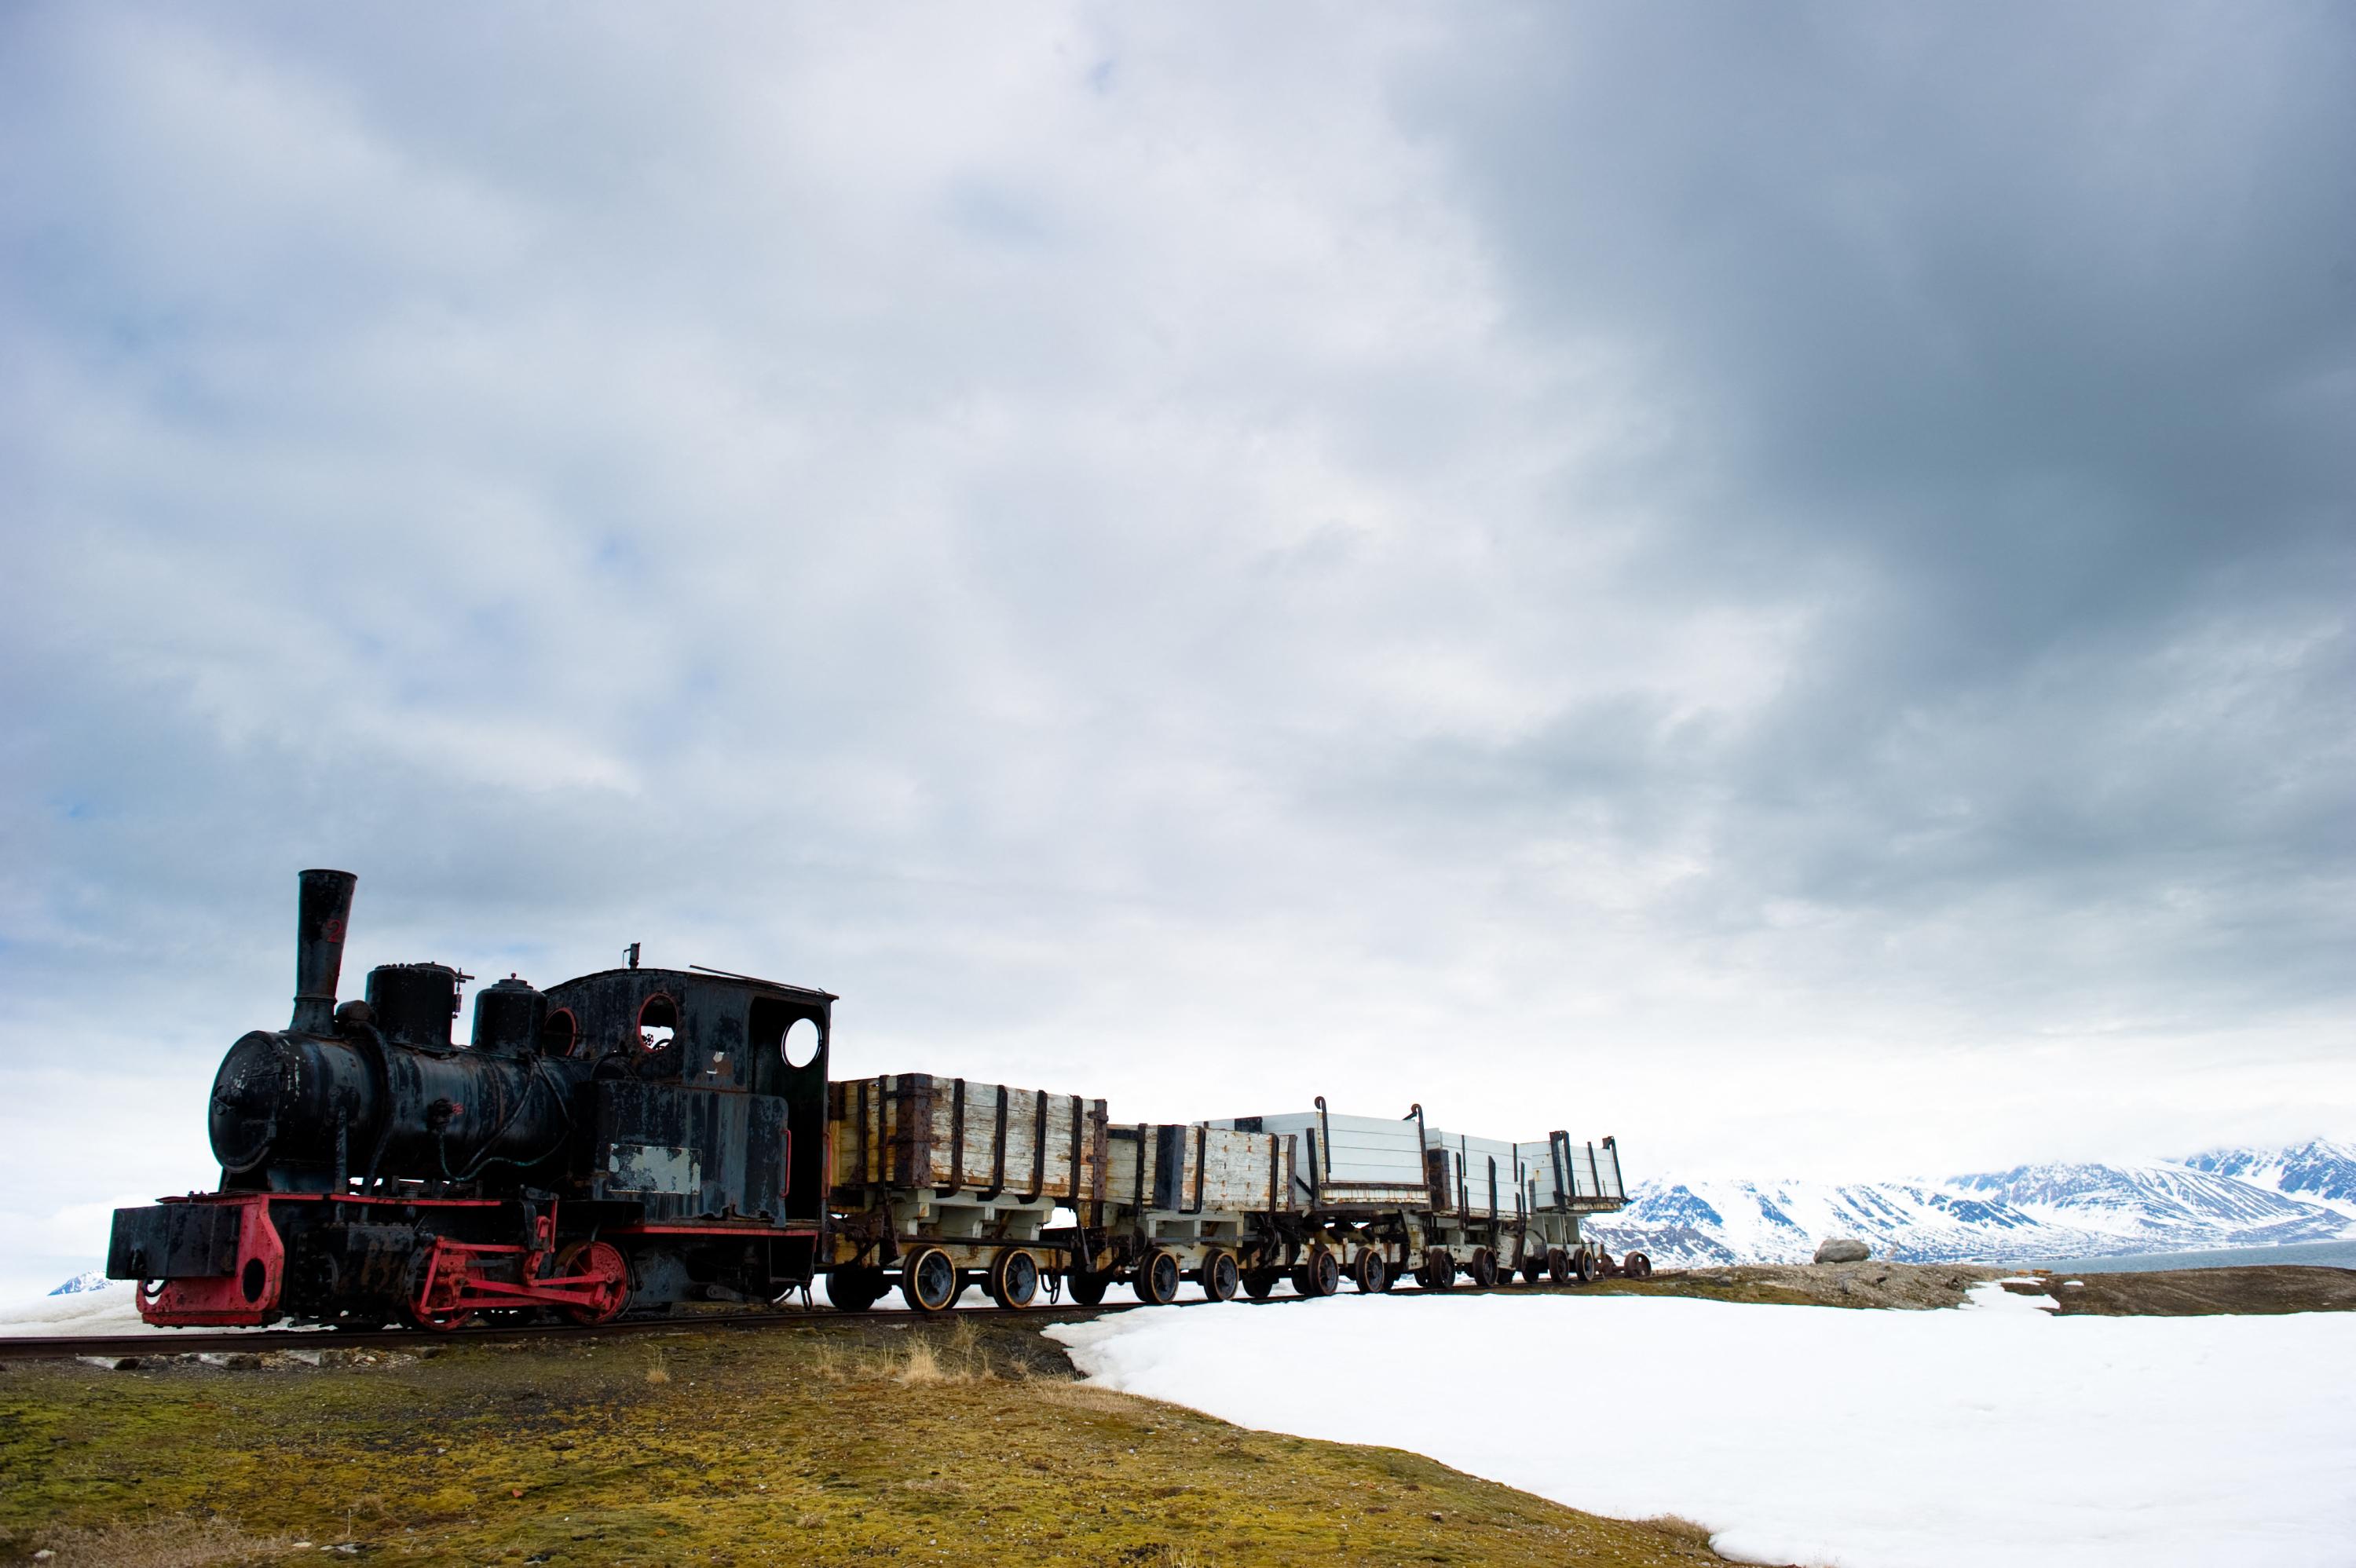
(0, 1277, 1626, 1363)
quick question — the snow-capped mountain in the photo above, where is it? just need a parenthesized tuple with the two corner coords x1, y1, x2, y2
(1583, 1143, 2356, 1266)
(2179, 1138, 2356, 1213)
(48, 1270, 113, 1296)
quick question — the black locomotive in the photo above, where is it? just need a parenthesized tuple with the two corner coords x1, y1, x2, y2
(108, 871, 832, 1328)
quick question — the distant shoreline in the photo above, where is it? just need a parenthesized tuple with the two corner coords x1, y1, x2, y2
(2040, 1237, 2356, 1274)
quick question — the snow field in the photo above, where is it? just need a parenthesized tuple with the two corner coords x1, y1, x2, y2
(1048, 1285, 2356, 1568)
(0, 1278, 154, 1335)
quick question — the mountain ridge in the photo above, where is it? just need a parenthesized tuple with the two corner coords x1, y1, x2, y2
(1584, 1140, 2356, 1266)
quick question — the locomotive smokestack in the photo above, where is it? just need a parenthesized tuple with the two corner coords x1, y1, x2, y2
(291, 868, 357, 1034)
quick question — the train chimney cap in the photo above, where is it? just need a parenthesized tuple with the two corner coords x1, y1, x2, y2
(291, 868, 359, 1036)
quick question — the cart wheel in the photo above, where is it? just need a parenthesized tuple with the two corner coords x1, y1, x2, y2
(1422, 1248, 1457, 1290)
(1575, 1248, 1601, 1284)
(1625, 1252, 1652, 1280)
(1467, 1248, 1498, 1288)
(1546, 1248, 1571, 1285)
(1066, 1269, 1110, 1307)
(1201, 1251, 1241, 1302)
(554, 1241, 630, 1325)
(901, 1246, 960, 1314)
(826, 1266, 884, 1313)
(1519, 1255, 1546, 1285)
(1292, 1248, 1340, 1298)
(988, 1248, 1041, 1309)
(1352, 1249, 1391, 1294)
(1135, 1250, 1183, 1305)
(1242, 1269, 1279, 1300)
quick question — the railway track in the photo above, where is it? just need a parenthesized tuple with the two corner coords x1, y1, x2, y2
(0, 1299, 1137, 1362)
(0, 1277, 1627, 1363)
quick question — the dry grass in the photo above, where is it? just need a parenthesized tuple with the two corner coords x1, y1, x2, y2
(898, 1315, 995, 1383)
(18, 1516, 302, 1567)
(1026, 1378, 1162, 1416)
(1127, 1548, 1211, 1567)
(895, 1338, 949, 1384)
(1642, 1514, 1720, 1548)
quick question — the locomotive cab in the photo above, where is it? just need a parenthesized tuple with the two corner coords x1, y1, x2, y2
(539, 967, 833, 1238)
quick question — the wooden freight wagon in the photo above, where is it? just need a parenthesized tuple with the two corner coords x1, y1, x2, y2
(1421, 1127, 1631, 1285)
(1208, 1102, 1436, 1295)
(825, 1074, 1110, 1313)
(1099, 1123, 1297, 1304)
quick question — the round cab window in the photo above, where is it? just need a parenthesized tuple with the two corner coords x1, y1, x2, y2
(638, 995, 679, 1051)
(781, 1017, 822, 1068)
(539, 1009, 577, 1058)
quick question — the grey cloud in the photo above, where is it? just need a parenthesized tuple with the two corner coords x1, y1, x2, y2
(1347, 3, 2356, 992)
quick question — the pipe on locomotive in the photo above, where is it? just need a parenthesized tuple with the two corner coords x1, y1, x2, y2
(291, 868, 357, 1035)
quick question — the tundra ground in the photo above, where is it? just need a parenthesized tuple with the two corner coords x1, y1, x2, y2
(1600, 1259, 2356, 1314)
(0, 1311, 1736, 1568)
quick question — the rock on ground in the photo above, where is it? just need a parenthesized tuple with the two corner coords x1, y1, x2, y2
(1813, 1238, 1871, 1264)
(1630, 1262, 2008, 1309)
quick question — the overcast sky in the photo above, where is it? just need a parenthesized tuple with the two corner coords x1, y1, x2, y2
(2, 2, 2350, 1299)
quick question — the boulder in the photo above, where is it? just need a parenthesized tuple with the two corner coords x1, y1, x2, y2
(1813, 1237, 1871, 1264)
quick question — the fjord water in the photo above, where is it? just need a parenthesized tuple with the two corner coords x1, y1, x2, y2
(2041, 1237, 2356, 1273)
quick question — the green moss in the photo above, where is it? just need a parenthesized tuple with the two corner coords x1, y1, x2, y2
(0, 1320, 1732, 1566)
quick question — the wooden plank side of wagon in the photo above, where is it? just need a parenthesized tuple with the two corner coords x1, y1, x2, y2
(1515, 1140, 1560, 1207)
(1105, 1125, 1156, 1213)
(932, 1080, 1109, 1201)
(827, 1076, 1108, 1201)
(1040, 1091, 1112, 1203)
(1595, 1139, 1626, 1202)
(1193, 1127, 1282, 1212)
(1221, 1111, 1427, 1188)
(1107, 1124, 1294, 1214)
(827, 1076, 894, 1190)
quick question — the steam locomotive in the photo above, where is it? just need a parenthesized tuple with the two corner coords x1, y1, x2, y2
(108, 872, 1632, 1328)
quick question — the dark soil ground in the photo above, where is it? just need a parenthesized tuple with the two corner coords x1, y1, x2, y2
(2010, 1264, 2356, 1316)
(0, 1314, 1739, 1568)
(1603, 1259, 2356, 1315)
(1591, 1262, 2007, 1310)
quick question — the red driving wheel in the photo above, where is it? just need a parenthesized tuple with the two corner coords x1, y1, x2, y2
(554, 1241, 630, 1325)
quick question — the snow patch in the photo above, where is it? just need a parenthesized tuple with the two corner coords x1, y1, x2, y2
(1966, 1278, 2060, 1314)
(1048, 1293, 2356, 1568)
(0, 1283, 155, 1334)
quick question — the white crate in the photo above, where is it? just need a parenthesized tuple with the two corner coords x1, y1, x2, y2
(1425, 1128, 1527, 1219)
(1211, 1110, 1427, 1189)
(1105, 1124, 1297, 1213)
(1547, 1135, 1627, 1203)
